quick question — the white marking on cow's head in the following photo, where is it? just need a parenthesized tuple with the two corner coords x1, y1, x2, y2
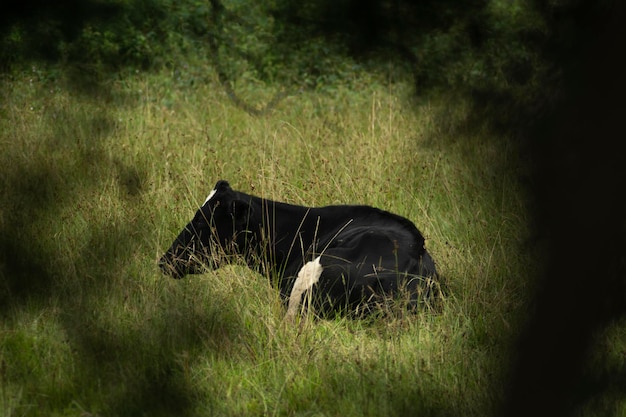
(203, 188, 217, 206)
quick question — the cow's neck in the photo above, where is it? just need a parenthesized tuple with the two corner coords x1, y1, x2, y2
(245, 195, 317, 272)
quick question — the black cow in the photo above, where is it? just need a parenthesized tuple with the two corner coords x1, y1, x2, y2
(159, 180, 441, 318)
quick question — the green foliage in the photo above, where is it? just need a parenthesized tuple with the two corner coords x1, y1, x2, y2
(1, 0, 554, 118)
(0, 0, 212, 72)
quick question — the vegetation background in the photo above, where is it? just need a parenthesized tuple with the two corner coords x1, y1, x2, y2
(1, 0, 625, 416)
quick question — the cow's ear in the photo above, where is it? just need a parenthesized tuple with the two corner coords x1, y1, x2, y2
(214, 180, 231, 194)
(230, 199, 253, 228)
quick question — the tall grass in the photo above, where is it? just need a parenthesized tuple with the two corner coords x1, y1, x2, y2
(1, 65, 534, 416)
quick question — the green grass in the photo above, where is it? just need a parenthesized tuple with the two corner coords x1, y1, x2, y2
(1, 64, 536, 416)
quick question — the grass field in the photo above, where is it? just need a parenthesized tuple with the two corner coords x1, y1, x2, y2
(2, 63, 538, 416)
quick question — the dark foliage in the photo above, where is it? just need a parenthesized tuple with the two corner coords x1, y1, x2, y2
(0, 0, 213, 73)
(0, 0, 122, 66)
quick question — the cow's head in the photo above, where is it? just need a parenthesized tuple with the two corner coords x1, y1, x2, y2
(159, 180, 254, 278)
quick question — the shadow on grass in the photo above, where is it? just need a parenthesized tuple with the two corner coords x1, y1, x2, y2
(0, 80, 250, 415)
